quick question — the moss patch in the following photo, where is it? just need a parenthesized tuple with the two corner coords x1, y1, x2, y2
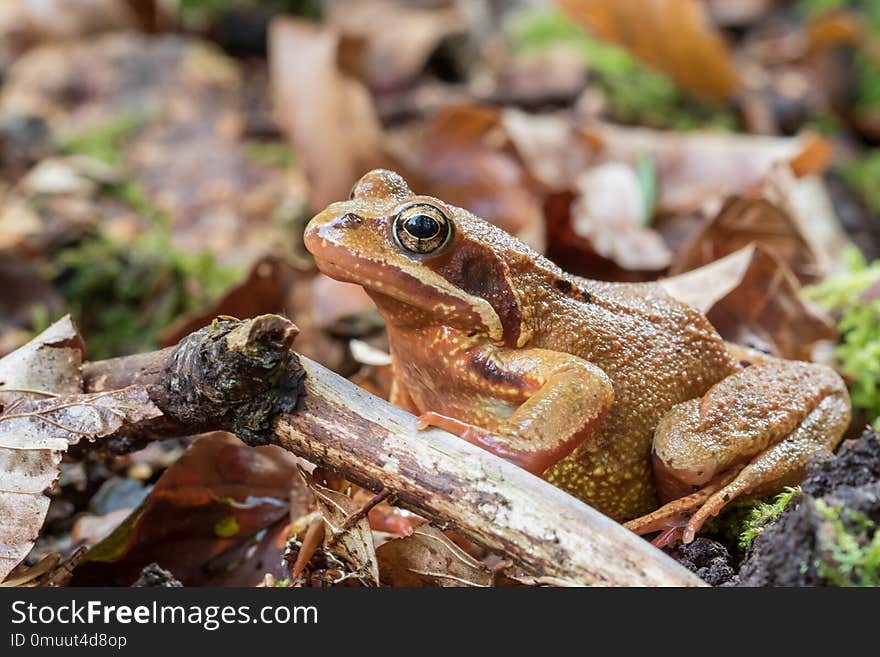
(815, 498, 880, 586)
(805, 248, 880, 428)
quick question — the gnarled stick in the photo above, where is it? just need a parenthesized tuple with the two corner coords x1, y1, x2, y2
(82, 315, 703, 587)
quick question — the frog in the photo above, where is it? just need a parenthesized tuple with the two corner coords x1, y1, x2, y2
(303, 169, 851, 545)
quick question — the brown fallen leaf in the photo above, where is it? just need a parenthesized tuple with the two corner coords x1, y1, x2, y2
(325, 0, 466, 90)
(660, 244, 836, 360)
(585, 123, 832, 214)
(557, 0, 741, 103)
(392, 103, 548, 251)
(269, 17, 388, 211)
(670, 195, 822, 284)
(295, 470, 380, 587)
(70, 432, 301, 586)
(159, 253, 299, 347)
(0, 373, 160, 583)
(376, 524, 493, 587)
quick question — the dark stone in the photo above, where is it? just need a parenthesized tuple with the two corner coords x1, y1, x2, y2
(132, 563, 182, 588)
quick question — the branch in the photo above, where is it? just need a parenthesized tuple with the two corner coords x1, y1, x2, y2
(83, 315, 304, 446)
(81, 315, 703, 586)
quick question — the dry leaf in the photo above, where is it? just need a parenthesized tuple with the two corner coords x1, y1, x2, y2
(585, 123, 831, 213)
(71, 432, 300, 586)
(376, 524, 493, 587)
(159, 253, 298, 346)
(661, 244, 836, 360)
(557, 0, 741, 102)
(670, 195, 823, 284)
(0, 384, 160, 582)
(304, 473, 379, 587)
(393, 103, 547, 251)
(0, 317, 83, 581)
(569, 162, 671, 271)
(326, 0, 465, 90)
(270, 17, 387, 211)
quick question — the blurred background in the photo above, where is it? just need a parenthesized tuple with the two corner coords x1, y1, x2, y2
(3, 0, 880, 587)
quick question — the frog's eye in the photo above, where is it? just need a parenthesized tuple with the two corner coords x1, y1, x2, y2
(392, 203, 453, 255)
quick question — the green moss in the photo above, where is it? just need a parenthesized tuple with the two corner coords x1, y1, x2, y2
(52, 116, 242, 359)
(60, 114, 145, 165)
(243, 140, 293, 169)
(842, 149, 880, 213)
(815, 499, 880, 586)
(738, 487, 800, 550)
(805, 248, 880, 428)
(505, 8, 735, 130)
(178, 0, 321, 22)
(53, 229, 239, 360)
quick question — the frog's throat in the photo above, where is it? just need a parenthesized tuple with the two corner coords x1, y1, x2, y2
(312, 248, 505, 343)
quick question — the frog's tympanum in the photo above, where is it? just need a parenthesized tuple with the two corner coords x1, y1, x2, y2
(304, 169, 851, 545)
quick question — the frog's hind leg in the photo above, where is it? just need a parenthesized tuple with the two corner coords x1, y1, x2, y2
(680, 392, 849, 542)
(633, 359, 850, 545)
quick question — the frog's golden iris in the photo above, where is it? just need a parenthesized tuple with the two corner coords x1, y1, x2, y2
(393, 203, 453, 255)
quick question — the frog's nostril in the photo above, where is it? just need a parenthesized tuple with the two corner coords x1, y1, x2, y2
(335, 212, 364, 228)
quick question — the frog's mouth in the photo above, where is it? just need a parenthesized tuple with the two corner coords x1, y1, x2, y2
(305, 223, 505, 342)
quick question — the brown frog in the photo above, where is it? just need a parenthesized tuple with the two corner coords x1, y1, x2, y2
(303, 169, 851, 544)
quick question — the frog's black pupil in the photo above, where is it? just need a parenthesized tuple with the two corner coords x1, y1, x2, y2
(404, 214, 440, 239)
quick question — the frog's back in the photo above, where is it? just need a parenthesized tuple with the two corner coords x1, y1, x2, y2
(532, 278, 738, 519)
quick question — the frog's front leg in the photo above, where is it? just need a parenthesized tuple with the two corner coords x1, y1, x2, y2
(630, 359, 850, 545)
(417, 348, 614, 476)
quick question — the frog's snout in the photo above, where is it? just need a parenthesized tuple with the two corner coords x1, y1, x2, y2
(303, 206, 355, 257)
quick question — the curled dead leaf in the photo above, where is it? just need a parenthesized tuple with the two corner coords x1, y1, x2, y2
(670, 196, 822, 284)
(269, 17, 387, 211)
(296, 471, 379, 587)
(661, 244, 836, 360)
(376, 524, 493, 587)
